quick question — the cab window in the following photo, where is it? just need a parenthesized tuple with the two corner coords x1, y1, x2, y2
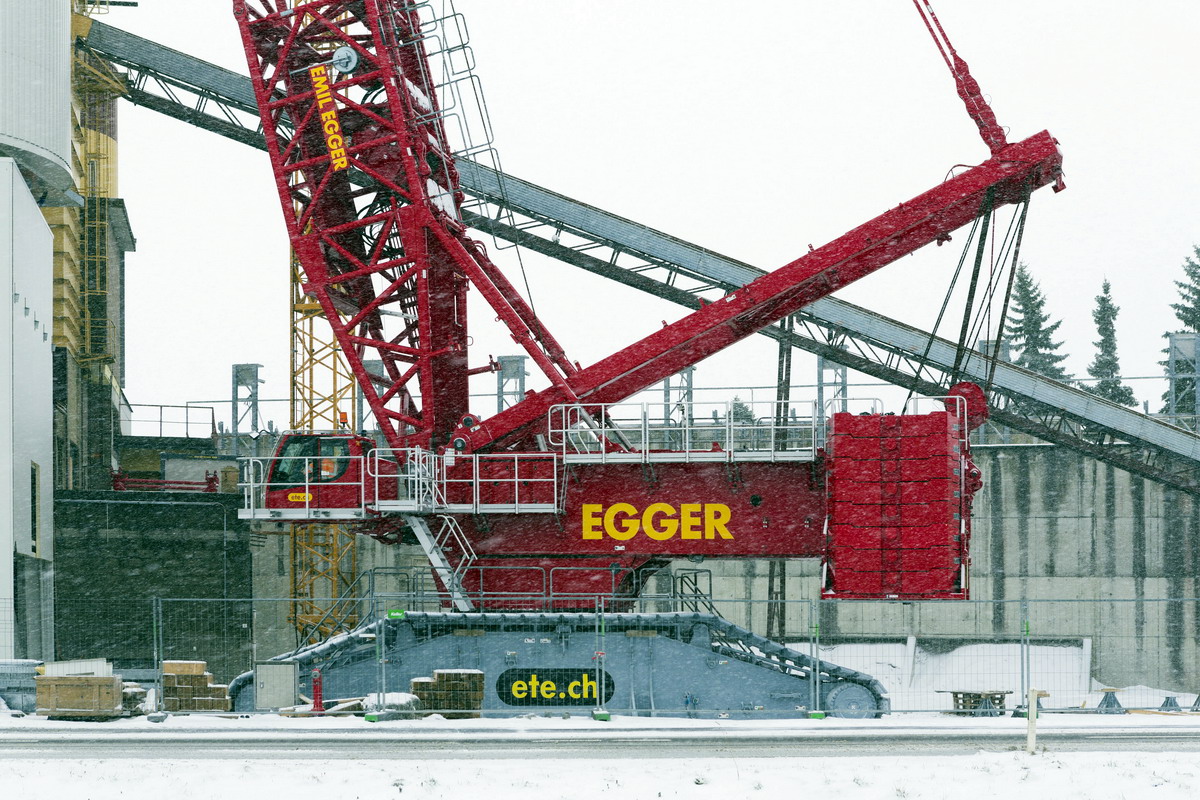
(317, 438, 352, 483)
(270, 435, 317, 486)
(270, 436, 354, 486)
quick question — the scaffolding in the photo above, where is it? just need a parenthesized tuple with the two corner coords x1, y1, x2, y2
(288, 247, 359, 643)
(290, 522, 358, 642)
(290, 251, 358, 433)
(74, 49, 123, 366)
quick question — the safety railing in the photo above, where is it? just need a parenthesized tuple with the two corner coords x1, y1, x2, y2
(548, 398, 819, 464)
(369, 448, 562, 515)
(238, 447, 563, 520)
(124, 403, 217, 439)
(366, 447, 443, 513)
(438, 450, 560, 514)
(237, 455, 367, 521)
(385, 0, 503, 226)
(111, 470, 220, 493)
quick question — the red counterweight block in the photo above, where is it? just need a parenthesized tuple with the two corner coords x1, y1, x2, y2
(824, 411, 971, 599)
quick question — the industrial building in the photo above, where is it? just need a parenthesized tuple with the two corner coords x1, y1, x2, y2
(2, 1, 1199, 714)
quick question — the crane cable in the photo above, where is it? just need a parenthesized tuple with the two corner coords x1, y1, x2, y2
(903, 205, 985, 413)
(912, 0, 1008, 156)
(956, 185, 1032, 393)
(982, 196, 1031, 392)
(904, 188, 1030, 411)
(949, 188, 996, 381)
(960, 197, 1024, 368)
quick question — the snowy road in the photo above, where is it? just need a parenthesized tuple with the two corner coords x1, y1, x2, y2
(3, 714, 1200, 798)
(2, 715, 1200, 759)
(2, 732, 1200, 760)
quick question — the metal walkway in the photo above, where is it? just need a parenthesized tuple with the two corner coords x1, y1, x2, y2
(76, 20, 1200, 496)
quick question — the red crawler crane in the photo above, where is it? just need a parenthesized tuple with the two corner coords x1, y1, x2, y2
(233, 1, 1062, 605)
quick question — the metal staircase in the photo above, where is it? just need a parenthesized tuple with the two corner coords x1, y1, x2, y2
(76, 19, 1200, 496)
(404, 514, 475, 612)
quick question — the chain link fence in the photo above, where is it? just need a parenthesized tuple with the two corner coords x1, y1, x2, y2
(87, 590, 1200, 716)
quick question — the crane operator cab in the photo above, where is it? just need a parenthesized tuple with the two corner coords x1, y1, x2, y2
(239, 430, 560, 521)
(245, 432, 400, 519)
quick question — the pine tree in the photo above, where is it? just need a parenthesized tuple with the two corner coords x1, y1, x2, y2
(1085, 280, 1136, 406)
(1169, 246, 1200, 332)
(730, 396, 756, 424)
(1161, 246, 1200, 417)
(1003, 263, 1071, 381)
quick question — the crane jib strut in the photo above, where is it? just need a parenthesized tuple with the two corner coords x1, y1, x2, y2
(455, 133, 1062, 453)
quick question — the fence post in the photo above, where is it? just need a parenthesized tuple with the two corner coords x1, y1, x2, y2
(593, 596, 609, 719)
(1020, 599, 1030, 712)
(375, 601, 384, 706)
(1026, 687, 1040, 754)
(811, 598, 821, 713)
(152, 597, 163, 712)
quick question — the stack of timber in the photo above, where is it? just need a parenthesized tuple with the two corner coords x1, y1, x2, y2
(410, 669, 484, 719)
(34, 659, 144, 719)
(161, 661, 231, 712)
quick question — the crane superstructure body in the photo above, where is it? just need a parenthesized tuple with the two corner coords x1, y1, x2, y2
(233, 0, 1062, 606)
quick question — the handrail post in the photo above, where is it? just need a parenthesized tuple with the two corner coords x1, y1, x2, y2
(641, 402, 649, 461)
(726, 401, 733, 461)
(512, 454, 520, 513)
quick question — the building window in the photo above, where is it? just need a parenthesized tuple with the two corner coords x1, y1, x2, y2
(30, 462, 40, 555)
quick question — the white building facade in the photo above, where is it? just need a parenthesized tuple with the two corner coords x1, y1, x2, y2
(1, 158, 55, 659)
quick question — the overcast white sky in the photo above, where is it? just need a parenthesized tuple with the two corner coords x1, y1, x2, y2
(100, 1, 1200, 430)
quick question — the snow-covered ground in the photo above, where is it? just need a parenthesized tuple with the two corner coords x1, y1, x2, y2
(799, 641, 1193, 712)
(6, 706, 1200, 734)
(2, 750, 1198, 799)
(3, 712, 1200, 798)
(3, 641, 1195, 797)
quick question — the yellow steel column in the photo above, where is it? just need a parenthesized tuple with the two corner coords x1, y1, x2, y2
(288, 15, 362, 643)
(289, 250, 358, 431)
(288, 249, 360, 644)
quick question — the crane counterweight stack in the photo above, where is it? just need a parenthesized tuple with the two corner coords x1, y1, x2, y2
(231, 0, 1063, 716)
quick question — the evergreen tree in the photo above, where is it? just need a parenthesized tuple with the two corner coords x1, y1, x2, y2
(1161, 246, 1200, 417)
(1003, 263, 1071, 381)
(729, 396, 756, 424)
(1085, 280, 1136, 406)
(1169, 246, 1200, 332)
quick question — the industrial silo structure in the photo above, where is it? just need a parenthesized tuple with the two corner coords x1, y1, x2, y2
(0, 0, 72, 660)
(0, 1, 75, 205)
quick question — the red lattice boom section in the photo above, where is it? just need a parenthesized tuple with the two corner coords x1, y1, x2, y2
(234, 0, 578, 451)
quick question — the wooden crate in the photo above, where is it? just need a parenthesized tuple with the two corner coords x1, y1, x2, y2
(161, 660, 208, 676)
(35, 676, 125, 718)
